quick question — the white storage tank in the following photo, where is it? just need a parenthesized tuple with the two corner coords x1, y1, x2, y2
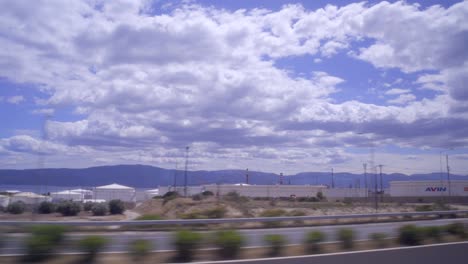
(94, 183, 136, 202)
(10, 192, 51, 204)
(50, 190, 83, 201)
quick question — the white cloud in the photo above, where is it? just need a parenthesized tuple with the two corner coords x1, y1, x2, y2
(385, 88, 410, 95)
(387, 93, 416, 105)
(6, 95, 24, 104)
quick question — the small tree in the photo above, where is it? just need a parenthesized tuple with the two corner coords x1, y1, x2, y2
(129, 239, 152, 262)
(91, 203, 108, 216)
(173, 230, 202, 262)
(37, 201, 55, 214)
(56, 201, 81, 216)
(78, 235, 108, 263)
(214, 230, 244, 259)
(264, 234, 287, 256)
(304, 231, 325, 254)
(7, 201, 26, 214)
(337, 228, 354, 249)
(108, 199, 125, 214)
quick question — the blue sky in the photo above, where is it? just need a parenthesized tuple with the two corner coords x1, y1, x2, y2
(0, 0, 467, 175)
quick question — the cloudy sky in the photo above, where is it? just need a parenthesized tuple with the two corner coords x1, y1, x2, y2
(0, 0, 467, 175)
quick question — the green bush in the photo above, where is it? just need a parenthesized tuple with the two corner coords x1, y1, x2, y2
(337, 228, 354, 249)
(264, 234, 287, 256)
(78, 235, 108, 263)
(304, 231, 326, 254)
(445, 223, 466, 238)
(109, 199, 125, 214)
(204, 207, 227, 219)
(91, 203, 108, 216)
(129, 239, 152, 261)
(260, 209, 286, 217)
(214, 230, 244, 259)
(37, 201, 55, 214)
(316, 191, 324, 201)
(173, 230, 202, 262)
(56, 201, 81, 216)
(260, 209, 285, 228)
(287, 210, 306, 216)
(369, 233, 388, 248)
(162, 191, 179, 205)
(398, 225, 423, 246)
(202, 190, 214, 196)
(7, 201, 26, 214)
(83, 202, 95, 211)
(24, 225, 67, 262)
(422, 226, 442, 242)
(223, 191, 249, 203)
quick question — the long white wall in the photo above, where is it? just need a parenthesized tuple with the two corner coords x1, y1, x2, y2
(390, 180, 468, 197)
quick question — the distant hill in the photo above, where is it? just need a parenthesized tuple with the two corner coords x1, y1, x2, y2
(0, 165, 466, 188)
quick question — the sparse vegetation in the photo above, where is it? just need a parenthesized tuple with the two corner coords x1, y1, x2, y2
(304, 231, 326, 253)
(415, 204, 433, 212)
(214, 230, 244, 259)
(264, 234, 287, 256)
(7, 201, 26, 214)
(223, 191, 249, 203)
(162, 191, 179, 205)
(316, 191, 324, 201)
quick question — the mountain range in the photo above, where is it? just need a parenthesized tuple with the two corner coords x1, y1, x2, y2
(0, 164, 466, 188)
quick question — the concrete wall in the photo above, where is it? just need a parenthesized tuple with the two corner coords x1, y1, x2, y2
(390, 180, 468, 197)
(202, 184, 326, 198)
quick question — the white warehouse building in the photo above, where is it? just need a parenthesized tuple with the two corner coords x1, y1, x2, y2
(390, 180, 468, 197)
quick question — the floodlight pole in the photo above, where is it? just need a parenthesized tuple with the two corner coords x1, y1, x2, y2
(184, 146, 189, 197)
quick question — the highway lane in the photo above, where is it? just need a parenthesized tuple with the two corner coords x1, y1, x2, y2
(191, 242, 468, 264)
(1, 218, 467, 255)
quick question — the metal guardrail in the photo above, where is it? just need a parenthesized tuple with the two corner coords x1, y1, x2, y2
(0, 210, 467, 227)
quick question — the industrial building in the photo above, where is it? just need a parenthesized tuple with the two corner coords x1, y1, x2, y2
(389, 180, 468, 197)
(93, 183, 136, 202)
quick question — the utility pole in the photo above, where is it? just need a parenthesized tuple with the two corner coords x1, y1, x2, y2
(363, 163, 368, 196)
(246, 168, 249, 184)
(173, 160, 178, 192)
(378, 165, 383, 192)
(184, 146, 189, 197)
(378, 164, 383, 202)
(374, 169, 378, 211)
(446, 154, 451, 197)
(331, 168, 335, 188)
(279, 173, 283, 185)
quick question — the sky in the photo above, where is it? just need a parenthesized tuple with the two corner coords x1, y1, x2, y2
(0, 0, 467, 175)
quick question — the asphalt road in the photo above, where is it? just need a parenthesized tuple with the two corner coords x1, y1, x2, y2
(1, 218, 467, 255)
(191, 242, 468, 264)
